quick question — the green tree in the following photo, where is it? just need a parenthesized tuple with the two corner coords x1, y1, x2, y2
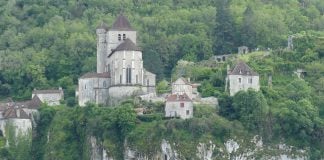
(232, 89, 269, 132)
(213, 0, 236, 54)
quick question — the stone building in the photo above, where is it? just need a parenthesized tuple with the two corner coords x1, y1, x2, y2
(32, 88, 64, 106)
(238, 46, 249, 54)
(172, 77, 199, 100)
(0, 106, 32, 137)
(0, 96, 41, 139)
(77, 14, 156, 106)
(227, 61, 260, 96)
(165, 93, 193, 119)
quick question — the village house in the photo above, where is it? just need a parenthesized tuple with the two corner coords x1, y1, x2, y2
(227, 61, 260, 96)
(172, 77, 199, 100)
(0, 96, 42, 139)
(32, 87, 64, 106)
(165, 93, 193, 119)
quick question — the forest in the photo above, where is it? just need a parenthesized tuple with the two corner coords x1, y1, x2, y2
(0, 0, 323, 159)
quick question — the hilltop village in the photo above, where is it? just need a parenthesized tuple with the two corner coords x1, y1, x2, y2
(0, 4, 323, 158)
(0, 14, 262, 142)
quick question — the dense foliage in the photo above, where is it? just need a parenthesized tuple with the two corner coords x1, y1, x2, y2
(0, 0, 323, 159)
(0, 0, 323, 100)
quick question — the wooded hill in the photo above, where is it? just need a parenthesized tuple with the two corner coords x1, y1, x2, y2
(0, 0, 323, 101)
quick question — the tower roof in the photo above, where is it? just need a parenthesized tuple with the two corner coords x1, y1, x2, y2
(96, 21, 109, 30)
(111, 14, 134, 31)
(228, 61, 258, 76)
(109, 39, 141, 57)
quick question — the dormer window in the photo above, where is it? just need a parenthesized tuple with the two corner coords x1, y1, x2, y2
(239, 70, 242, 74)
(123, 34, 126, 40)
(118, 34, 121, 41)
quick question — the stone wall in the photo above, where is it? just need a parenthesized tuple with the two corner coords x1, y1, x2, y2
(165, 101, 193, 119)
(32, 93, 63, 106)
(0, 119, 32, 137)
(78, 77, 110, 106)
(108, 50, 144, 86)
(228, 74, 260, 96)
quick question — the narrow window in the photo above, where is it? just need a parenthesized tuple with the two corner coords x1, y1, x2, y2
(147, 79, 149, 86)
(136, 75, 138, 84)
(107, 64, 110, 74)
(186, 110, 190, 115)
(85, 85, 86, 89)
(238, 78, 242, 83)
(249, 78, 252, 84)
(118, 34, 121, 41)
(123, 34, 126, 40)
(180, 103, 184, 108)
(103, 81, 106, 87)
(120, 75, 122, 84)
(126, 67, 132, 84)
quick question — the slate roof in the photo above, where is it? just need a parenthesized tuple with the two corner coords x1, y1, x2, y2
(109, 39, 141, 57)
(166, 93, 192, 102)
(96, 21, 109, 30)
(80, 72, 110, 79)
(3, 107, 30, 119)
(114, 39, 140, 51)
(228, 61, 258, 76)
(111, 14, 134, 31)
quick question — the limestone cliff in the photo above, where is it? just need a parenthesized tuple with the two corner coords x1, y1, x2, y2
(89, 136, 309, 160)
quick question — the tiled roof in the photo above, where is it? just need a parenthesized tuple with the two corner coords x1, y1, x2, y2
(28, 95, 42, 109)
(80, 72, 110, 79)
(173, 77, 191, 85)
(96, 21, 109, 30)
(166, 93, 192, 102)
(32, 89, 63, 94)
(111, 14, 134, 31)
(228, 61, 258, 76)
(3, 107, 30, 119)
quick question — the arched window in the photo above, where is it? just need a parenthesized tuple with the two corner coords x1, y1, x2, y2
(126, 67, 132, 84)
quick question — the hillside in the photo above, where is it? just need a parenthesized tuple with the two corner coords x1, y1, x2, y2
(0, 0, 323, 160)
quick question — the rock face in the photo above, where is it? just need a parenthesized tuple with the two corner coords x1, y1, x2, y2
(90, 136, 308, 160)
(89, 136, 112, 160)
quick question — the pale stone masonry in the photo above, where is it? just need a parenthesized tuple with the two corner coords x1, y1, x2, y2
(165, 93, 193, 119)
(77, 14, 156, 106)
(227, 61, 260, 96)
(172, 77, 198, 100)
(32, 88, 64, 106)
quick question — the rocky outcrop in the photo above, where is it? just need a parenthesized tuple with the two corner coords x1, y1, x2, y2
(90, 136, 309, 160)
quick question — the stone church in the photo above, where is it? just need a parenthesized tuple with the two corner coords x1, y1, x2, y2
(77, 14, 156, 106)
